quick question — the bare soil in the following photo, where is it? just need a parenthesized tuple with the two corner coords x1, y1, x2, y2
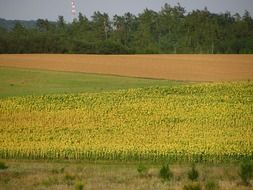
(0, 54, 253, 81)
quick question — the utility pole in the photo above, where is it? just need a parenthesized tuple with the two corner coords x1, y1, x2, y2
(211, 40, 214, 54)
(104, 20, 108, 40)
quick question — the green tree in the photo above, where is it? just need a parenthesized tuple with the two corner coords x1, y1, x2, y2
(1, 4, 253, 54)
(91, 11, 111, 41)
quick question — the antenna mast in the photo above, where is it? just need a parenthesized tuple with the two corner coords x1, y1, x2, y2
(71, 0, 77, 18)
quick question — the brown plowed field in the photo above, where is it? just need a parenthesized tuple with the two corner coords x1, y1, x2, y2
(0, 54, 253, 81)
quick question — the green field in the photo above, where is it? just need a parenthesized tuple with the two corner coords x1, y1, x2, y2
(0, 67, 180, 98)
(1, 67, 253, 189)
(1, 75, 252, 162)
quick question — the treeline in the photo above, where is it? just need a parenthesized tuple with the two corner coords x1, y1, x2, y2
(0, 18, 37, 31)
(0, 3, 253, 54)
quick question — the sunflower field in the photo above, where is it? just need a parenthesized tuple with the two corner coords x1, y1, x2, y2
(0, 81, 252, 162)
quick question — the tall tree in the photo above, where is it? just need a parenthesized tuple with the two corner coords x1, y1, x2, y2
(91, 11, 111, 41)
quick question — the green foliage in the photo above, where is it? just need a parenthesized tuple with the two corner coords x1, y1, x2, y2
(188, 165, 199, 181)
(51, 168, 59, 174)
(205, 180, 219, 190)
(51, 167, 65, 174)
(239, 161, 253, 185)
(60, 167, 65, 173)
(159, 164, 173, 181)
(183, 182, 201, 190)
(96, 40, 129, 54)
(1, 5, 253, 54)
(137, 164, 148, 176)
(0, 161, 8, 170)
(75, 181, 84, 190)
(0, 18, 37, 31)
(64, 173, 75, 185)
(42, 176, 59, 187)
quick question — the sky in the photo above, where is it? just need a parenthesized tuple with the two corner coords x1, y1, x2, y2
(0, 0, 253, 22)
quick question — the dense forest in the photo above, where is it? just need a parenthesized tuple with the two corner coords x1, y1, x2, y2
(0, 4, 253, 54)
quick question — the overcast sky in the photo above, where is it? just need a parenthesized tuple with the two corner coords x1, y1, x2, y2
(0, 0, 253, 22)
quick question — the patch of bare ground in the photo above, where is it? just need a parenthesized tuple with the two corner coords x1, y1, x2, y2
(0, 54, 252, 81)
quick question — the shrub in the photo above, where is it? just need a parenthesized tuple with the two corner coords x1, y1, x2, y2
(239, 161, 253, 185)
(188, 165, 199, 181)
(60, 167, 65, 173)
(137, 164, 148, 176)
(75, 181, 84, 190)
(51, 168, 59, 174)
(64, 173, 75, 180)
(42, 176, 59, 187)
(205, 180, 219, 190)
(159, 164, 173, 181)
(183, 182, 201, 190)
(0, 161, 8, 170)
(64, 173, 75, 185)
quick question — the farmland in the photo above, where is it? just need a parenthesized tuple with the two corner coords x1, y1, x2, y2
(1, 80, 252, 162)
(0, 67, 179, 98)
(0, 54, 253, 81)
(0, 55, 253, 189)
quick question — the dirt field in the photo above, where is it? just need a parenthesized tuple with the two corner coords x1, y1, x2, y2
(0, 54, 253, 81)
